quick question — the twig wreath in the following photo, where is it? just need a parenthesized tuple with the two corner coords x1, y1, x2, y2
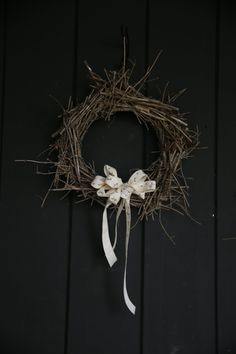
(21, 38, 199, 314)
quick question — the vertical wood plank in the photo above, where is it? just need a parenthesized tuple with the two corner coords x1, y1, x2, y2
(144, 1, 217, 353)
(0, 0, 6, 180)
(67, 1, 147, 353)
(0, 1, 75, 353)
(218, 1, 236, 352)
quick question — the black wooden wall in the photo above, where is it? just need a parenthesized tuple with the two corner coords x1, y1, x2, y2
(0, 1, 235, 353)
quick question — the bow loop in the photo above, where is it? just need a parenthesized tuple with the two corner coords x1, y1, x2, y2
(132, 180, 156, 195)
(128, 169, 147, 184)
(104, 164, 118, 177)
(97, 185, 112, 197)
(91, 175, 106, 189)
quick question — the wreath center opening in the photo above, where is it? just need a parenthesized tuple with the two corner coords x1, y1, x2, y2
(82, 111, 159, 180)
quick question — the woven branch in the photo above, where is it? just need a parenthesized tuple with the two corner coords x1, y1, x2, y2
(27, 52, 199, 220)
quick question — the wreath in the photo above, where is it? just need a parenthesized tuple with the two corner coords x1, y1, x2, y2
(22, 45, 199, 314)
(48, 58, 198, 218)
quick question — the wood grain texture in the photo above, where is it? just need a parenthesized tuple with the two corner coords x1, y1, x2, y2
(0, 1, 75, 353)
(218, 1, 236, 353)
(143, 1, 217, 353)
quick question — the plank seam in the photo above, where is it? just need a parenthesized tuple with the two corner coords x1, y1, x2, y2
(141, 0, 150, 353)
(214, 0, 220, 353)
(0, 0, 7, 197)
(64, 1, 79, 353)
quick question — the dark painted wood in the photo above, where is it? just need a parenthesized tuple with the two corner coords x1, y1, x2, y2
(0, 1, 75, 353)
(1, 1, 236, 353)
(218, 1, 236, 353)
(0, 0, 6, 182)
(67, 1, 147, 353)
(143, 1, 217, 353)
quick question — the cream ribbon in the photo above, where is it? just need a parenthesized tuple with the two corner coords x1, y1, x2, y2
(91, 165, 156, 314)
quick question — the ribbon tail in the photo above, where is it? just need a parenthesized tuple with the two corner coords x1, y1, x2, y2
(102, 201, 117, 267)
(123, 200, 136, 315)
(113, 199, 125, 250)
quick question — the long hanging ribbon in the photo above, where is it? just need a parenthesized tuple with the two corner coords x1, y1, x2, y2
(123, 199, 136, 314)
(113, 198, 124, 250)
(91, 165, 156, 314)
(102, 200, 117, 267)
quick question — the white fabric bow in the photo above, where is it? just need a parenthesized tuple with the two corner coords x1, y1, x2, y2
(91, 165, 156, 314)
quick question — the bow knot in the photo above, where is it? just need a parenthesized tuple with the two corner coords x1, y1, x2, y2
(92, 165, 156, 205)
(91, 165, 156, 314)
